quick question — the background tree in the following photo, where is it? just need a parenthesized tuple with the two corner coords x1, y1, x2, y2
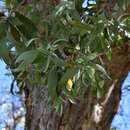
(0, 0, 130, 130)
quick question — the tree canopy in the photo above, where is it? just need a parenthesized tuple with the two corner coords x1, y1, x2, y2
(0, 0, 130, 114)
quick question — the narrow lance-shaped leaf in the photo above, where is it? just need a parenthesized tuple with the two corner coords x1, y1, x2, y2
(16, 50, 39, 64)
(48, 67, 58, 97)
(93, 64, 110, 79)
(15, 12, 37, 38)
(0, 38, 11, 64)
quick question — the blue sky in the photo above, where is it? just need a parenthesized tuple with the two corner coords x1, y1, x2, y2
(0, 60, 25, 130)
(0, 1, 25, 129)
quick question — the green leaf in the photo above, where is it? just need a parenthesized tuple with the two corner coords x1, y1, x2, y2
(48, 67, 58, 97)
(8, 16, 22, 26)
(10, 24, 21, 42)
(106, 48, 112, 60)
(55, 98, 63, 116)
(0, 37, 11, 65)
(75, 0, 84, 13)
(0, 22, 7, 34)
(51, 54, 65, 66)
(86, 52, 98, 61)
(85, 66, 95, 80)
(15, 12, 37, 38)
(93, 64, 110, 79)
(117, 0, 125, 9)
(26, 38, 39, 47)
(16, 50, 39, 64)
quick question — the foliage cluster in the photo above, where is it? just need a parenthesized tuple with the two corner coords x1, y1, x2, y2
(0, 0, 130, 113)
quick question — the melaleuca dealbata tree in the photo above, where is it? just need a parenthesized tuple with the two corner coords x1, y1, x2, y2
(0, 0, 130, 130)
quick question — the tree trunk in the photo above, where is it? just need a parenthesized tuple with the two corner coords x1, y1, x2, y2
(25, 44, 130, 130)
